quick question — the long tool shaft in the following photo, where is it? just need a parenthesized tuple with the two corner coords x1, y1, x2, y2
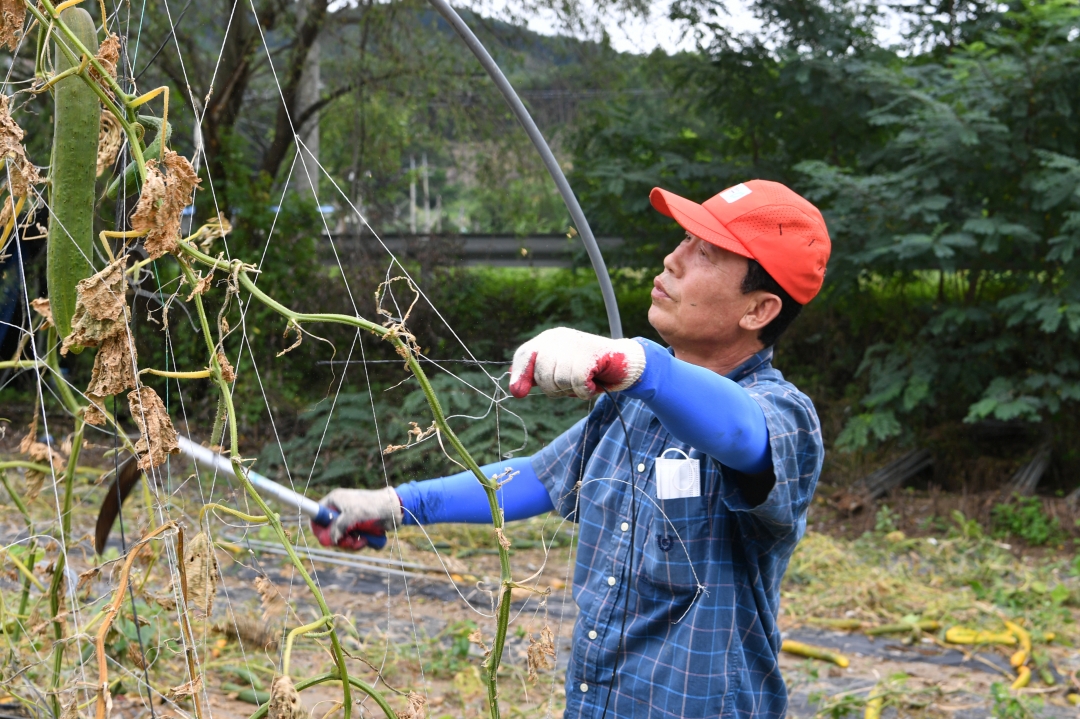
(177, 436, 334, 525)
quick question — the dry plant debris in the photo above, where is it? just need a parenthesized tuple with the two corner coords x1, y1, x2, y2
(255, 574, 285, 621)
(192, 212, 232, 249)
(269, 675, 305, 719)
(183, 530, 218, 616)
(130, 150, 200, 259)
(216, 351, 236, 382)
(91, 33, 120, 86)
(62, 259, 127, 353)
(216, 614, 279, 651)
(166, 675, 203, 701)
(96, 112, 123, 176)
(526, 625, 556, 682)
(18, 419, 67, 501)
(30, 297, 53, 327)
(128, 386, 179, 469)
(0, 0, 24, 51)
(61, 260, 138, 421)
(397, 692, 427, 719)
(185, 268, 214, 300)
(0, 94, 41, 196)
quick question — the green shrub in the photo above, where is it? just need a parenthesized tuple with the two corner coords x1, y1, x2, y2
(990, 496, 1064, 546)
(257, 370, 588, 487)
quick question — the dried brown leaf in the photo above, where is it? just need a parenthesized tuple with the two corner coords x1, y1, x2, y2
(166, 675, 202, 701)
(185, 269, 213, 301)
(216, 351, 235, 382)
(269, 676, 305, 719)
(396, 692, 426, 719)
(84, 395, 107, 426)
(128, 386, 178, 470)
(86, 332, 137, 399)
(255, 575, 284, 621)
(495, 527, 511, 550)
(30, 297, 52, 327)
(60, 699, 81, 719)
(130, 151, 200, 259)
(192, 213, 231, 249)
(183, 530, 217, 617)
(96, 111, 123, 177)
(62, 260, 127, 355)
(19, 423, 66, 501)
(0, 94, 41, 196)
(526, 625, 556, 683)
(76, 566, 99, 594)
(126, 641, 147, 670)
(215, 614, 278, 650)
(91, 33, 120, 88)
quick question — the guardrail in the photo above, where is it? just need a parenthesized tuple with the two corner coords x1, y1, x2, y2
(323, 232, 623, 268)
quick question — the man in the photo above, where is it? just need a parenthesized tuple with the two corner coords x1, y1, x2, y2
(314, 179, 830, 718)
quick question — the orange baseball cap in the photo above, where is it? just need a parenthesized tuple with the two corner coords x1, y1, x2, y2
(649, 180, 831, 304)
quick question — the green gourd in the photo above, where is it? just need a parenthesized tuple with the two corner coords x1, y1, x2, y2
(47, 7, 100, 339)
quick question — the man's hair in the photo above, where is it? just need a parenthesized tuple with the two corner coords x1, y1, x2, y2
(740, 259, 803, 347)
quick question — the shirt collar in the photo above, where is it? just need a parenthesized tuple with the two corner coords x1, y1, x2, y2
(725, 346, 774, 382)
(662, 345, 774, 382)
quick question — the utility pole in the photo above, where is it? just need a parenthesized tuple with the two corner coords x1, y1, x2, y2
(409, 155, 417, 235)
(422, 152, 431, 234)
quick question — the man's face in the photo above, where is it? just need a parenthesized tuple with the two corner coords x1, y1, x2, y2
(648, 233, 758, 351)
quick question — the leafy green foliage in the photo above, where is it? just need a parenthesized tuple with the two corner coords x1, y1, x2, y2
(990, 681, 1042, 719)
(990, 495, 1065, 546)
(257, 371, 587, 487)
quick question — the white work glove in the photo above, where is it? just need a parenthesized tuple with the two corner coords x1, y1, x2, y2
(509, 327, 646, 400)
(312, 487, 403, 550)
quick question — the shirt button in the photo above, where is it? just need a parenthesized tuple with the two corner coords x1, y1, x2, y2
(637, 463, 646, 472)
(580, 683, 589, 693)
(620, 522, 629, 531)
(588, 630, 597, 640)
(607, 576, 616, 586)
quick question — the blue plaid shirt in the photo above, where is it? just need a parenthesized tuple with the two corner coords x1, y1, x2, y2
(531, 347, 824, 719)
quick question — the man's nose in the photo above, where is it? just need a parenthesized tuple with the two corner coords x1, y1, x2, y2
(663, 243, 686, 276)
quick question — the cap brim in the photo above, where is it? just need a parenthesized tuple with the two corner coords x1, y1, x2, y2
(650, 187, 753, 259)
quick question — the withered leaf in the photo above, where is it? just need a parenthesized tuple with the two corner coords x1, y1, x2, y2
(130, 151, 200, 260)
(192, 213, 231, 249)
(30, 297, 52, 327)
(214, 614, 277, 650)
(62, 260, 127, 355)
(84, 395, 107, 426)
(396, 692, 426, 719)
(216, 351, 235, 383)
(269, 676, 305, 719)
(526, 625, 556, 683)
(96, 112, 123, 177)
(0, 94, 41, 196)
(166, 675, 202, 701)
(19, 425, 66, 501)
(255, 575, 284, 621)
(184, 269, 213, 301)
(86, 332, 137, 399)
(183, 530, 217, 617)
(128, 386, 179, 471)
(126, 641, 147, 670)
(91, 33, 120, 86)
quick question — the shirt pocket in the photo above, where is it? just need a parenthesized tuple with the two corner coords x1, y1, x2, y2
(638, 497, 710, 596)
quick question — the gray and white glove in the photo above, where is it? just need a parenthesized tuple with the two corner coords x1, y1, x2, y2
(311, 487, 403, 550)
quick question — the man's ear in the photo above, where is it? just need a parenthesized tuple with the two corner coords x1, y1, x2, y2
(739, 292, 782, 333)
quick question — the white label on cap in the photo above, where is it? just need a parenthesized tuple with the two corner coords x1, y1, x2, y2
(719, 183, 752, 203)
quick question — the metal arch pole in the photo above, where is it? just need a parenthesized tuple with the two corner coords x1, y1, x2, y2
(426, 0, 624, 339)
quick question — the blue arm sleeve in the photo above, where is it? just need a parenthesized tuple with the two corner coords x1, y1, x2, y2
(623, 338, 772, 475)
(395, 456, 554, 525)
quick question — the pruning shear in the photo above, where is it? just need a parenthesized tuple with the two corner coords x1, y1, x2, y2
(94, 437, 386, 554)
